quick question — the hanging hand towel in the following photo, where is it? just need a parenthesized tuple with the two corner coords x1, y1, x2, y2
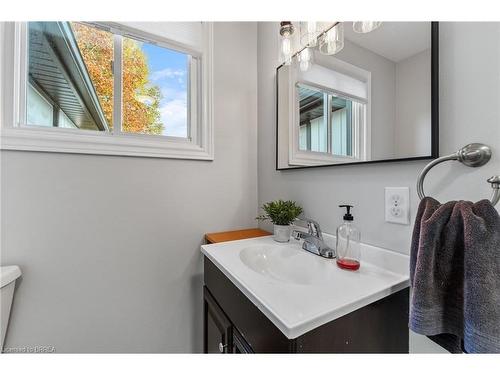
(410, 197, 500, 353)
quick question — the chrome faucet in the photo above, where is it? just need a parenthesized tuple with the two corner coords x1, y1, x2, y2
(292, 218, 336, 259)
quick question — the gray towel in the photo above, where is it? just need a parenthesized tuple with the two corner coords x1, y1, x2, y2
(410, 197, 500, 353)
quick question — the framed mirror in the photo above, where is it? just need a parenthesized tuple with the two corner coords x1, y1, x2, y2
(276, 22, 438, 170)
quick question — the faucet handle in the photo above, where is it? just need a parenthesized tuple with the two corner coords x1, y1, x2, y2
(307, 219, 322, 239)
(295, 217, 323, 239)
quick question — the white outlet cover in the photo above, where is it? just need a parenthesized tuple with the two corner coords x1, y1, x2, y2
(385, 187, 410, 225)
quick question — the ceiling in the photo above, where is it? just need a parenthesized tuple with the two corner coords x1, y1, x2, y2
(343, 22, 431, 62)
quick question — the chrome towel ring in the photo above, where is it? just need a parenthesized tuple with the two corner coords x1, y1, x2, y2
(416, 143, 500, 206)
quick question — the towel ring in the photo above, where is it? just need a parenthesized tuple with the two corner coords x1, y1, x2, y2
(416, 143, 500, 206)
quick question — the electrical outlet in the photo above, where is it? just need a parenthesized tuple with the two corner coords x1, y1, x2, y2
(385, 187, 410, 225)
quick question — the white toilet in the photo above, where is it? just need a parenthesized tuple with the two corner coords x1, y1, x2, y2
(1, 265, 21, 351)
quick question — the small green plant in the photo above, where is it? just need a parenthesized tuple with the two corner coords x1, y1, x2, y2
(256, 200, 303, 226)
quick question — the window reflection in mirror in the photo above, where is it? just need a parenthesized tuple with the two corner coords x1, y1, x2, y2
(298, 85, 326, 153)
(297, 83, 364, 159)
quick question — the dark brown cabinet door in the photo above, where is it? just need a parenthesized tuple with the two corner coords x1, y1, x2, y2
(204, 287, 233, 353)
(232, 329, 254, 353)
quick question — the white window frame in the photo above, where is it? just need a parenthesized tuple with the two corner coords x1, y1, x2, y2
(0, 22, 214, 160)
(290, 80, 369, 166)
(276, 58, 372, 168)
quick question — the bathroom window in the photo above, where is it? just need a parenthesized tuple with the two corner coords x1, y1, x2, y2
(120, 34, 190, 138)
(1, 22, 214, 160)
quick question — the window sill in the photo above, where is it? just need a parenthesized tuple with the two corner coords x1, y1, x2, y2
(289, 150, 362, 166)
(0, 127, 214, 160)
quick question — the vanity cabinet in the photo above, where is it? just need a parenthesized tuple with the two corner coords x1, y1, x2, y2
(204, 286, 254, 353)
(203, 257, 409, 353)
(204, 287, 233, 353)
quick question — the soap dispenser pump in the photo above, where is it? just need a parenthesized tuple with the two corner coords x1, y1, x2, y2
(336, 205, 361, 271)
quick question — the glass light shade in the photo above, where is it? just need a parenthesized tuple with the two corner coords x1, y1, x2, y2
(298, 47, 312, 71)
(352, 21, 382, 33)
(280, 36, 293, 65)
(318, 23, 344, 55)
(299, 21, 319, 47)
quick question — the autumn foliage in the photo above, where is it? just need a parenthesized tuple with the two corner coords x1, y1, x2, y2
(71, 23, 163, 134)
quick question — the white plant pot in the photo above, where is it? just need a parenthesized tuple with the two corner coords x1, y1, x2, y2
(273, 224, 291, 243)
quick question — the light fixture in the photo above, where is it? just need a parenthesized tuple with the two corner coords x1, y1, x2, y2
(318, 23, 344, 55)
(298, 47, 313, 71)
(279, 21, 294, 65)
(299, 21, 319, 48)
(352, 21, 382, 33)
(278, 21, 382, 71)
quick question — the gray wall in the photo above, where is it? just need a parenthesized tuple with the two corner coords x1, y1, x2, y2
(258, 22, 500, 352)
(395, 49, 432, 157)
(1, 22, 258, 353)
(332, 40, 397, 159)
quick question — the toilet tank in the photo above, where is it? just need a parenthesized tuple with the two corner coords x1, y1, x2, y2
(1, 266, 22, 351)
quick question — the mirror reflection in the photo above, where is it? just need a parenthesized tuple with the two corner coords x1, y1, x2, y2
(277, 22, 437, 169)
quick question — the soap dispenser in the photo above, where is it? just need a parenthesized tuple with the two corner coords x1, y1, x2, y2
(336, 205, 361, 271)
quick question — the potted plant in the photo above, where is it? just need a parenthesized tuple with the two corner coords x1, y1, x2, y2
(256, 200, 303, 242)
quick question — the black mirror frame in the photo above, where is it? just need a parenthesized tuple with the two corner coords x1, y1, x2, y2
(275, 22, 439, 171)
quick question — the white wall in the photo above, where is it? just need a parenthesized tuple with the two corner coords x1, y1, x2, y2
(258, 22, 500, 353)
(0, 22, 258, 353)
(395, 49, 432, 157)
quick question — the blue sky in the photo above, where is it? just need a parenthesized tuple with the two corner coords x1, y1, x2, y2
(143, 43, 188, 137)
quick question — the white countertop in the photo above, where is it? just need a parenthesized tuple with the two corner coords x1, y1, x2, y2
(201, 233, 409, 339)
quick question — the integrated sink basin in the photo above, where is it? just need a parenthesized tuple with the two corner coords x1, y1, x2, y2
(239, 244, 334, 285)
(201, 234, 409, 339)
